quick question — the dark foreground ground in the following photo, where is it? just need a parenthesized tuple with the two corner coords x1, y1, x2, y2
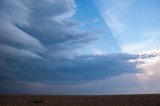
(1, 94, 160, 106)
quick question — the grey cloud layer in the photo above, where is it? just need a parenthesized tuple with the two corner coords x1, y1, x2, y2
(0, 53, 141, 85)
(20, 0, 93, 48)
(0, 0, 147, 94)
(0, 0, 94, 59)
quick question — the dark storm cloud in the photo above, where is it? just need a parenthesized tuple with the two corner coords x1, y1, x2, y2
(0, 0, 150, 94)
(0, 52, 145, 94)
(0, 53, 141, 84)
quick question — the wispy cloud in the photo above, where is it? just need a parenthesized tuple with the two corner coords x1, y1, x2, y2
(123, 30, 160, 53)
(92, 17, 100, 23)
(93, 0, 132, 35)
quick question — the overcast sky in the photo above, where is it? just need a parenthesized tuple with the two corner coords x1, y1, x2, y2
(0, 0, 160, 95)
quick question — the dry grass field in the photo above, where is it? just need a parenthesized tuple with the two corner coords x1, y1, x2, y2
(0, 94, 160, 106)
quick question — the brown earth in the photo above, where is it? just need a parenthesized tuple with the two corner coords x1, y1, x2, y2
(0, 94, 160, 106)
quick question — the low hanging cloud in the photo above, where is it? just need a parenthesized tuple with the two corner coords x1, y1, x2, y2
(0, 53, 141, 85)
(1, 51, 157, 94)
(0, 0, 157, 94)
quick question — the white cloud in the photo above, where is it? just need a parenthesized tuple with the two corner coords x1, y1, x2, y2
(93, 0, 133, 35)
(105, 10, 125, 34)
(134, 50, 160, 93)
(92, 48, 105, 55)
(136, 50, 160, 80)
(122, 40, 152, 53)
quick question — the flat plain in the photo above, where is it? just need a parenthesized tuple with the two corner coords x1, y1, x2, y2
(0, 94, 160, 106)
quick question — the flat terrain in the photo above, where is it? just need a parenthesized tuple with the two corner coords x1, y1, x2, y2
(1, 94, 160, 106)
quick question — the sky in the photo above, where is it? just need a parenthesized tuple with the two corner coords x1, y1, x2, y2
(0, 0, 160, 95)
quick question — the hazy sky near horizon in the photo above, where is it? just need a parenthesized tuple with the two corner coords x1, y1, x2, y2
(0, 0, 160, 94)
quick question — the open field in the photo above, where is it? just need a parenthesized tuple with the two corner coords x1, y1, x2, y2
(0, 94, 160, 106)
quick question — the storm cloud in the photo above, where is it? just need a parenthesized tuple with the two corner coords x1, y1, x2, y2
(0, 0, 152, 94)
